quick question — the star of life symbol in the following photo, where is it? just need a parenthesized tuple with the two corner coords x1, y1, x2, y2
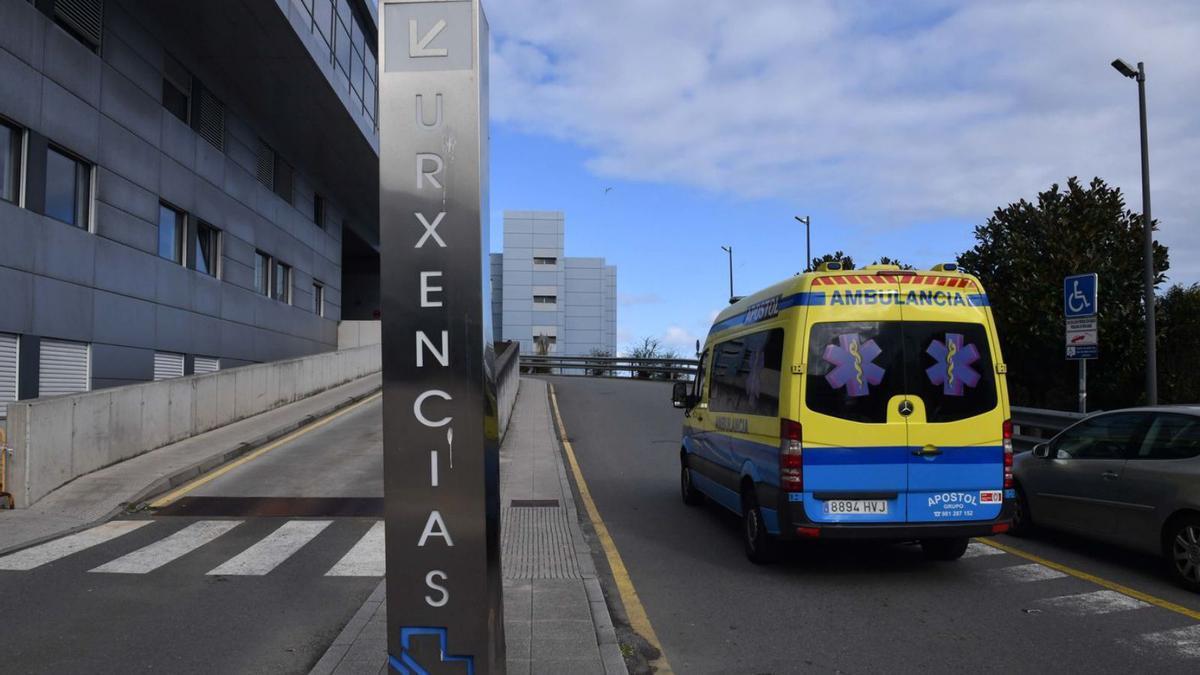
(822, 333, 884, 397)
(926, 333, 981, 396)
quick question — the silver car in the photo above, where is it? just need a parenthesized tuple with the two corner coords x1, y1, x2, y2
(1012, 407, 1200, 591)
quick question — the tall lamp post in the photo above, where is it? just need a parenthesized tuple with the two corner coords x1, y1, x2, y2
(721, 245, 734, 302)
(795, 216, 812, 272)
(1112, 58, 1157, 405)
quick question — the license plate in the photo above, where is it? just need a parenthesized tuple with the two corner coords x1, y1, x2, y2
(823, 499, 889, 515)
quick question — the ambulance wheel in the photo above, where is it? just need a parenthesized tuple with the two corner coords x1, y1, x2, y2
(680, 457, 704, 506)
(921, 537, 969, 561)
(742, 487, 776, 564)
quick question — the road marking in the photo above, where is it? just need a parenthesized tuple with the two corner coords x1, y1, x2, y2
(149, 392, 382, 508)
(207, 520, 331, 576)
(91, 520, 241, 574)
(0, 521, 152, 571)
(979, 538, 1200, 621)
(1036, 590, 1151, 615)
(1135, 625, 1200, 658)
(983, 562, 1068, 583)
(548, 384, 674, 675)
(326, 521, 385, 577)
(961, 542, 1006, 559)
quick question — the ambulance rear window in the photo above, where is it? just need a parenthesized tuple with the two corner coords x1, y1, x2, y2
(806, 321, 997, 424)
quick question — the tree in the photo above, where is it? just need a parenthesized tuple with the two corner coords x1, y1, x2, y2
(871, 256, 914, 270)
(626, 337, 679, 379)
(811, 251, 855, 271)
(1157, 284, 1200, 404)
(585, 348, 613, 377)
(957, 177, 1168, 410)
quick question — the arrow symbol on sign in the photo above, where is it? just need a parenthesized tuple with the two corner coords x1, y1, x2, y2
(410, 18, 449, 58)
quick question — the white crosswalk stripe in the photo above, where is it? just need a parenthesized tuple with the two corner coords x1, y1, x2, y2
(1134, 624, 1200, 659)
(1035, 590, 1150, 615)
(325, 521, 385, 577)
(961, 542, 1007, 559)
(90, 520, 242, 574)
(208, 520, 332, 576)
(982, 563, 1068, 583)
(0, 521, 152, 571)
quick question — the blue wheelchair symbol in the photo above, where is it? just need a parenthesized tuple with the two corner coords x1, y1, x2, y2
(1064, 274, 1098, 318)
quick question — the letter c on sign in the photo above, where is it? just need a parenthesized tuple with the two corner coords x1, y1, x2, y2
(414, 390, 453, 427)
(425, 570, 449, 608)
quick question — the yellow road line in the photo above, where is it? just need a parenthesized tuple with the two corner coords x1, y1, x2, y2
(148, 392, 382, 509)
(548, 384, 674, 674)
(977, 537, 1200, 621)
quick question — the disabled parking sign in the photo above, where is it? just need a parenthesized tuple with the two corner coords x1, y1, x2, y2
(1064, 274, 1098, 318)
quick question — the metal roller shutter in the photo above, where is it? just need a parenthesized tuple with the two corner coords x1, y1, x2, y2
(153, 352, 185, 381)
(39, 340, 90, 397)
(0, 333, 17, 419)
(54, 0, 104, 49)
(193, 357, 220, 375)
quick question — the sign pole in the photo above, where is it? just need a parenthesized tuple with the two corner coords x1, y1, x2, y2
(1078, 359, 1087, 414)
(379, 1, 504, 672)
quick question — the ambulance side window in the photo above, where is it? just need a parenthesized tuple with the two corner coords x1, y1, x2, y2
(709, 329, 784, 417)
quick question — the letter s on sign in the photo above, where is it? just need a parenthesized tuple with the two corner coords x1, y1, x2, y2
(425, 570, 449, 608)
(414, 390, 453, 427)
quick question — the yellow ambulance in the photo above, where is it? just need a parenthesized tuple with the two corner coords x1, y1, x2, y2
(672, 263, 1014, 563)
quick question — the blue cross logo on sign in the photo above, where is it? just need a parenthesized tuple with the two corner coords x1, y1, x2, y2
(1064, 274, 1098, 319)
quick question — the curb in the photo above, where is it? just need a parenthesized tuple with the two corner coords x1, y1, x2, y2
(0, 384, 381, 558)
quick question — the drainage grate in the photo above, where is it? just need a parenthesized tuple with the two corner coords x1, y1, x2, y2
(510, 499, 560, 508)
(501, 507, 580, 579)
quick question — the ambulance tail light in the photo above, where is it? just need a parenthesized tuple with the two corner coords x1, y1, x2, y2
(780, 419, 803, 493)
(1003, 419, 1014, 489)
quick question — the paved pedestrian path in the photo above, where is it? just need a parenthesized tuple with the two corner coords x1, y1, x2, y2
(309, 378, 628, 675)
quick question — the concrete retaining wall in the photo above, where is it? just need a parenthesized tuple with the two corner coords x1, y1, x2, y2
(496, 343, 520, 439)
(5, 344, 381, 508)
(337, 321, 382, 349)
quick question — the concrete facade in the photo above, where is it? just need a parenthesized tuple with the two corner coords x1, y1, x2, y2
(0, 0, 382, 417)
(493, 211, 617, 356)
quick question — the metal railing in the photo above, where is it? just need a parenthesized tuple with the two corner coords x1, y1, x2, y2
(1011, 406, 1086, 451)
(519, 355, 699, 380)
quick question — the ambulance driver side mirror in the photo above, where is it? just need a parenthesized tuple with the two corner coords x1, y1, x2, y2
(672, 382, 692, 409)
(1032, 443, 1052, 459)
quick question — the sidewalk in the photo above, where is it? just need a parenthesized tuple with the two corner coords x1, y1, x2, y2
(0, 374, 382, 556)
(310, 378, 627, 675)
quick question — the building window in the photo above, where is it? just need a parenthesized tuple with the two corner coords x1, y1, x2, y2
(273, 261, 291, 303)
(1, 121, 20, 204)
(273, 157, 294, 204)
(533, 295, 557, 305)
(53, 0, 104, 52)
(195, 221, 220, 277)
(254, 250, 271, 296)
(313, 282, 325, 316)
(157, 203, 185, 263)
(300, 0, 377, 124)
(533, 257, 557, 266)
(314, 194, 326, 229)
(39, 339, 90, 397)
(193, 356, 220, 374)
(162, 54, 191, 124)
(45, 146, 91, 228)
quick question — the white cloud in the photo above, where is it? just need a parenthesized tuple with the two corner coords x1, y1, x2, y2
(661, 325, 699, 353)
(489, 0, 1200, 278)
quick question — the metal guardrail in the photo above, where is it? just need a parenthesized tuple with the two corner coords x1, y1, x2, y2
(1011, 406, 1086, 451)
(520, 355, 699, 380)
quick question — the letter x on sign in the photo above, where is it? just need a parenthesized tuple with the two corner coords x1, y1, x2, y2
(384, 1, 472, 73)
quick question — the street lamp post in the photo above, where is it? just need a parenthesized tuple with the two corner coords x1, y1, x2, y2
(795, 216, 811, 272)
(721, 245, 734, 302)
(1112, 58, 1157, 405)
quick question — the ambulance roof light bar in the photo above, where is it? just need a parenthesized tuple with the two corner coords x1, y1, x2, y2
(930, 263, 959, 272)
(816, 262, 844, 272)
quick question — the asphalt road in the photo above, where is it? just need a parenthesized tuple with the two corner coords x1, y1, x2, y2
(0, 396, 384, 675)
(546, 376, 1200, 674)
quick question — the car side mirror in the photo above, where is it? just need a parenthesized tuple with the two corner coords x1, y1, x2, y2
(1033, 443, 1052, 459)
(671, 382, 691, 409)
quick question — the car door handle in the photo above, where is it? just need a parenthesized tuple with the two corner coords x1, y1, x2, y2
(912, 446, 942, 457)
(1101, 471, 1119, 481)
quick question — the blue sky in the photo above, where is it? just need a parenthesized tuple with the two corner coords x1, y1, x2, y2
(484, 0, 1200, 354)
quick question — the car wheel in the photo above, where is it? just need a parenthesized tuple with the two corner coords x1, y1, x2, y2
(680, 459, 704, 506)
(921, 537, 970, 561)
(1166, 516, 1200, 592)
(1009, 483, 1033, 537)
(742, 487, 776, 564)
